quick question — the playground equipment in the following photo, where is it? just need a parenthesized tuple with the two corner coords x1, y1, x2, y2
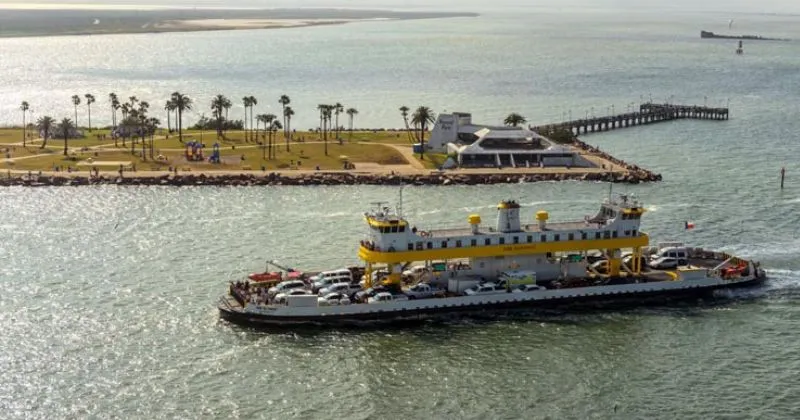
(185, 141, 204, 161)
(208, 143, 221, 164)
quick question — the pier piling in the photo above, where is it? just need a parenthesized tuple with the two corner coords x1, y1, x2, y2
(781, 167, 785, 189)
(531, 102, 730, 136)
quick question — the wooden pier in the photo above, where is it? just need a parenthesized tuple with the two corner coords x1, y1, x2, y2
(531, 103, 729, 135)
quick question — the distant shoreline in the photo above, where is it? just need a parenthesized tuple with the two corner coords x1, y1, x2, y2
(0, 8, 479, 39)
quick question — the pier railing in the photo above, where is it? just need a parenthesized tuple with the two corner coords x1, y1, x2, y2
(531, 103, 729, 135)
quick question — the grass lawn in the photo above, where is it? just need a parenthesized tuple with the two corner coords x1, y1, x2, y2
(417, 153, 449, 169)
(2, 137, 409, 172)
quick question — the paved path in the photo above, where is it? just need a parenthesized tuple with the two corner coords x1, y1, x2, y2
(385, 144, 426, 170)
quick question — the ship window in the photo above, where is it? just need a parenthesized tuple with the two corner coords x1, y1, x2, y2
(595, 232, 601, 239)
(622, 214, 628, 220)
(416, 242, 423, 250)
(568, 233, 574, 240)
(471, 239, 477, 246)
(554, 234, 560, 241)
(499, 237, 505, 245)
(541, 235, 546, 242)
(624, 230, 630, 236)
(485, 238, 491, 245)
(427, 242, 433, 249)
(391, 226, 397, 233)
(581, 232, 587, 240)
(399, 226, 406, 232)
(441, 241, 448, 248)
(513, 236, 519, 244)
(612, 231, 618, 238)
(604, 231, 611, 239)
(456, 240, 462, 248)
(408, 243, 414, 251)
(632, 229, 637, 236)
(527, 235, 532, 243)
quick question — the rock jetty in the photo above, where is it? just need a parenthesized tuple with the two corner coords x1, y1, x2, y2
(0, 170, 660, 188)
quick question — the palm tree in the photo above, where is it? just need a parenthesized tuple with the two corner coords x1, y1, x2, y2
(37, 115, 55, 149)
(411, 106, 435, 160)
(247, 96, 257, 144)
(147, 117, 160, 160)
(270, 120, 282, 159)
(211, 94, 229, 138)
(242, 96, 252, 141)
(504, 113, 527, 127)
(263, 113, 276, 159)
(346, 107, 358, 142)
(109, 93, 120, 143)
(19, 101, 29, 147)
(71, 95, 81, 128)
(84, 94, 96, 131)
(164, 99, 175, 133)
(317, 104, 327, 141)
(333, 102, 343, 140)
(119, 103, 131, 147)
(399, 105, 413, 144)
(283, 106, 294, 152)
(278, 94, 290, 144)
(171, 92, 192, 144)
(57, 118, 74, 156)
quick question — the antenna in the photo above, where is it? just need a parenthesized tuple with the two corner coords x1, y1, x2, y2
(397, 185, 404, 218)
(608, 179, 613, 201)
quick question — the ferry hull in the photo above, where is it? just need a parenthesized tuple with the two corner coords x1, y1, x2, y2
(218, 276, 765, 328)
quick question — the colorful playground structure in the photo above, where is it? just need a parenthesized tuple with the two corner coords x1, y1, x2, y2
(185, 141, 221, 163)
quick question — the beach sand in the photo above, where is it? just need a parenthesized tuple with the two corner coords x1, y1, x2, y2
(154, 18, 354, 31)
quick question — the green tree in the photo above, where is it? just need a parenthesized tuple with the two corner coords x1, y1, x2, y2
(333, 102, 343, 140)
(164, 99, 176, 133)
(278, 94, 290, 145)
(36, 115, 55, 149)
(263, 113, 276, 159)
(504, 113, 527, 127)
(57, 117, 74, 156)
(19, 101, 29, 147)
(283, 106, 294, 152)
(411, 106, 435, 160)
(71, 95, 81, 127)
(399, 105, 413, 144)
(84, 93, 96, 131)
(270, 119, 282, 159)
(109, 93, 120, 146)
(346, 107, 358, 142)
(171, 92, 192, 144)
(242, 96, 253, 141)
(247, 96, 257, 142)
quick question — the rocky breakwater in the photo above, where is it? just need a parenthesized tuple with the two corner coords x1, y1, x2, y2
(572, 138, 662, 182)
(1, 169, 660, 187)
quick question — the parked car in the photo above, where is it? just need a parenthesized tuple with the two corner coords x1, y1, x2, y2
(318, 292, 351, 306)
(649, 257, 679, 269)
(367, 292, 409, 304)
(512, 284, 544, 293)
(402, 265, 429, 281)
(274, 289, 311, 304)
(622, 255, 648, 270)
(590, 260, 609, 274)
(404, 283, 446, 299)
(268, 280, 307, 297)
(464, 282, 506, 296)
(319, 282, 361, 297)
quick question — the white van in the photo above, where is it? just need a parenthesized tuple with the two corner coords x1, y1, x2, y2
(652, 247, 688, 265)
(310, 269, 354, 292)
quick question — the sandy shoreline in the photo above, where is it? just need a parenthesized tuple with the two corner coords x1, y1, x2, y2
(0, 8, 478, 38)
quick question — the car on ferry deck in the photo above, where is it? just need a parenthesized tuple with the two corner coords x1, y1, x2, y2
(268, 280, 307, 297)
(464, 282, 506, 296)
(274, 289, 311, 304)
(318, 282, 361, 297)
(318, 292, 351, 306)
(649, 257, 679, 269)
(512, 284, 544, 293)
(367, 292, 409, 304)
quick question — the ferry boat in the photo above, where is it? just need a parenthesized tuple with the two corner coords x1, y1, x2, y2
(218, 194, 766, 327)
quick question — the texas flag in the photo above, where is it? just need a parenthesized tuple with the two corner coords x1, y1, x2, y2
(684, 221, 695, 230)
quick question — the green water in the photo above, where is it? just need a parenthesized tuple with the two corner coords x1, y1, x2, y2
(3, 8, 800, 419)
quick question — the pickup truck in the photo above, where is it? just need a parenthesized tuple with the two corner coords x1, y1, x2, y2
(404, 283, 446, 300)
(318, 282, 361, 297)
(368, 292, 410, 304)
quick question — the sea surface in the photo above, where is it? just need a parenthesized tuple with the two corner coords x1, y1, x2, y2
(2, 7, 800, 420)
